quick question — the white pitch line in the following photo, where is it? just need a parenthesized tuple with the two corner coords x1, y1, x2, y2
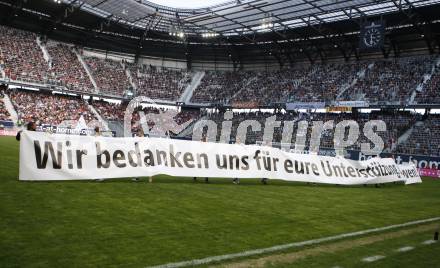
(362, 255, 385, 263)
(422, 240, 437, 245)
(396, 246, 414, 252)
(147, 217, 440, 268)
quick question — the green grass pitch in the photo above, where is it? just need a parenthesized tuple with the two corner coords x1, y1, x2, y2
(0, 136, 439, 267)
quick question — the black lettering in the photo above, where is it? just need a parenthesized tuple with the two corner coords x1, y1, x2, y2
(229, 155, 240, 170)
(143, 150, 155, 166)
(311, 163, 320, 176)
(241, 156, 249, 170)
(295, 160, 304, 174)
(273, 158, 279, 171)
(197, 153, 209, 169)
(76, 150, 87, 169)
(128, 143, 142, 167)
(284, 160, 293, 173)
(113, 150, 126, 168)
(169, 145, 183, 168)
(346, 166, 356, 177)
(156, 150, 168, 166)
(96, 142, 110, 169)
(216, 154, 227, 169)
(321, 161, 333, 176)
(34, 141, 62, 169)
(183, 153, 195, 168)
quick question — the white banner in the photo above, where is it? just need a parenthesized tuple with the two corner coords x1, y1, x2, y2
(286, 102, 326, 110)
(333, 101, 369, 108)
(19, 131, 422, 185)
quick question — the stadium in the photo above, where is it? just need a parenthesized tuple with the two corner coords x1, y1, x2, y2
(1, 0, 440, 267)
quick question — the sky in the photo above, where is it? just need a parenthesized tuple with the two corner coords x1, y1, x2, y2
(148, 0, 230, 9)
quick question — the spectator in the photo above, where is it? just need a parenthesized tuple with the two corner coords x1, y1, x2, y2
(10, 90, 96, 126)
(47, 42, 94, 93)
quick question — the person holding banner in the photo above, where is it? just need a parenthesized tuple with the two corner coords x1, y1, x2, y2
(194, 133, 209, 183)
(17, 130, 423, 185)
(94, 127, 105, 182)
(94, 126, 101, 136)
(137, 128, 154, 183)
(15, 121, 36, 141)
(232, 137, 242, 185)
(260, 141, 271, 185)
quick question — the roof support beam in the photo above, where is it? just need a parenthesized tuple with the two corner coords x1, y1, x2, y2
(92, 0, 110, 8)
(3, 0, 25, 24)
(300, 16, 349, 60)
(48, 0, 85, 35)
(135, 13, 159, 62)
(391, 0, 434, 53)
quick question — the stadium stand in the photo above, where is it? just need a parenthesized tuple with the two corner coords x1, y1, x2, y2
(84, 57, 131, 96)
(9, 90, 96, 126)
(194, 110, 417, 151)
(92, 101, 126, 122)
(396, 114, 440, 156)
(46, 42, 94, 93)
(0, 25, 51, 84)
(0, 91, 10, 121)
(290, 63, 366, 103)
(231, 68, 311, 104)
(415, 59, 440, 104)
(93, 101, 200, 135)
(0, 23, 439, 156)
(190, 71, 252, 104)
(0, 25, 439, 106)
(174, 110, 200, 126)
(189, 58, 436, 105)
(128, 64, 192, 101)
(350, 56, 436, 103)
(3, 0, 440, 267)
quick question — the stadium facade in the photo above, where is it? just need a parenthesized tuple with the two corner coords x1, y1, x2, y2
(1, 2, 440, 266)
(0, 0, 440, 163)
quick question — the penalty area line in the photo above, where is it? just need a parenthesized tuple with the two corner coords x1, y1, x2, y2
(147, 217, 440, 268)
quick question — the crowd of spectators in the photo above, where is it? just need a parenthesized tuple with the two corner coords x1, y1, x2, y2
(92, 100, 200, 136)
(231, 68, 312, 105)
(174, 110, 199, 126)
(46, 42, 94, 93)
(191, 56, 437, 105)
(3, 86, 440, 157)
(415, 58, 440, 104)
(0, 25, 51, 84)
(129, 64, 192, 101)
(0, 92, 10, 121)
(1, 25, 439, 106)
(191, 68, 315, 105)
(2, 25, 440, 156)
(85, 57, 131, 96)
(192, 110, 417, 154)
(9, 90, 96, 126)
(351, 56, 435, 104)
(294, 63, 366, 102)
(396, 115, 440, 156)
(191, 71, 256, 104)
(191, 63, 365, 105)
(92, 101, 127, 122)
(129, 107, 199, 136)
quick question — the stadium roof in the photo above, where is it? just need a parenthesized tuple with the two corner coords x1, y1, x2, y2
(148, 0, 231, 9)
(62, 0, 440, 37)
(1, 0, 439, 64)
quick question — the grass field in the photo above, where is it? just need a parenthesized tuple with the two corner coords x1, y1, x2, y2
(0, 136, 439, 268)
